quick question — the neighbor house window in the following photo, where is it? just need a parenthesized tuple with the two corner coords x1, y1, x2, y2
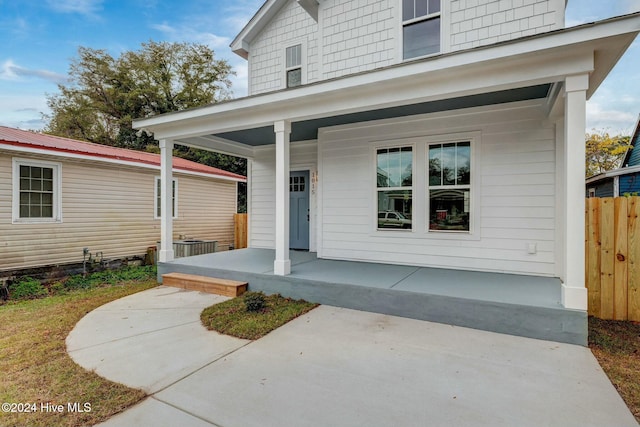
(155, 177, 177, 218)
(286, 44, 302, 88)
(377, 146, 413, 230)
(12, 158, 62, 223)
(403, 0, 441, 59)
(428, 141, 471, 231)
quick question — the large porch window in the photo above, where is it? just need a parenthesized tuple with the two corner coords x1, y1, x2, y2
(428, 141, 471, 232)
(377, 146, 413, 230)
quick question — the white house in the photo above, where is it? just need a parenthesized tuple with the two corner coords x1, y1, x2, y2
(134, 0, 640, 315)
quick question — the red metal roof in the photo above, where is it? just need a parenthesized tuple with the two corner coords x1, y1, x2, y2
(0, 126, 245, 181)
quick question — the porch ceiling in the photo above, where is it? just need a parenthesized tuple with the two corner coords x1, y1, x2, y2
(214, 84, 552, 145)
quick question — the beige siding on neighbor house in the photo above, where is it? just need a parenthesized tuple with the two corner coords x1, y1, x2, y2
(0, 151, 237, 271)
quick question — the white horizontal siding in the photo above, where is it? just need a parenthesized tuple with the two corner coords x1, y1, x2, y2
(0, 152, 237, 271)
(249, 141, 318, 249)
(249, 149, 276, 248)
(318, 103, 558, 276)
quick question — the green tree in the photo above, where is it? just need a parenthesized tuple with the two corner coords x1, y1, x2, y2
(45, 41, 232, 149)
(585, 130, 631, 178)
(44, 41, 247, 210)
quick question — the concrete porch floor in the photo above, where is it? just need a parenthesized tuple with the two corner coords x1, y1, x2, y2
(158, 248, 586, 345)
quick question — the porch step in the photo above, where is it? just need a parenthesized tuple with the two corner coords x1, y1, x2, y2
(162, 272, 247, 297)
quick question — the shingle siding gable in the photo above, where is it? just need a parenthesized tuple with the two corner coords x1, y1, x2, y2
(246, 0, 565, 94)
(449, 0, 562, 50)
(249, 0, 319, 95)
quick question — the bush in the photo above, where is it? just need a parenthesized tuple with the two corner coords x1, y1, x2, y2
(243, 291, 267, 312)
(9, 277, 48, 300)
(63, 265, 156, 291)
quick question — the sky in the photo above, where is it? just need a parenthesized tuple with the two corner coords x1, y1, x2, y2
(1, 0, 639, 134)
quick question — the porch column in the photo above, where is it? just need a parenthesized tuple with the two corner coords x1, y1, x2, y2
(159, 139, 175, 263)
(562, 74, 589, 310)
(274, 120, 292, 275)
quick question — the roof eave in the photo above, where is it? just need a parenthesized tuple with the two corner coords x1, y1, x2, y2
(230, 0, 287, 59)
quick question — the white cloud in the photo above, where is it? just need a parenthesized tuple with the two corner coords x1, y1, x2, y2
(0, 94, 50, 130)
(229, 61, 249, 98)
(46, 0, 103, 16)
(0, 60, 68, 84)
(221, 0, 265, 33)
(586, 101, 638, 135)
(152, 22, 230, 50)
(151, 22, 176, 35)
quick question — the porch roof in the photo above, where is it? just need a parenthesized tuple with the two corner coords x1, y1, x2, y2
(133, 13, 640, 157)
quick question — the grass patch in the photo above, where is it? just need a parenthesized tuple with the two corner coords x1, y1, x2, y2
(0, 271, 157, 427)
(201, 292, 318, 340)
(589, 317, 640, 423)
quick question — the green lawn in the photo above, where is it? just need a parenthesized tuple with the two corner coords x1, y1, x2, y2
(0, 279, 157, 427)
(201, 292, 318, 340)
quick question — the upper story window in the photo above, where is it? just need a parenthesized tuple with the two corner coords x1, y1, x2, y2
(286, 44, 302, 88)
(12, 158, 62, 223)
(403, 0, 441, 60)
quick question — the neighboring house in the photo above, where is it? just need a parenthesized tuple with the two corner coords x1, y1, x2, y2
(587, 114, 640, 197)
(0, 126, 245, 274)
(134, 0, 640, 314)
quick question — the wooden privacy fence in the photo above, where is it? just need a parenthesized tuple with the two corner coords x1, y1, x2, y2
(234, 213, 248, 249)
(586, 197, 640, 321)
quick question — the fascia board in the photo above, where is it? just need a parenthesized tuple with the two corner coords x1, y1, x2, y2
(602, 164, 640, 179)
(230, 0, 287, 58)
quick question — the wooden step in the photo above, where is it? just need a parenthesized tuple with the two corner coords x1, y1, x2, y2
(162, 272, 247, 297)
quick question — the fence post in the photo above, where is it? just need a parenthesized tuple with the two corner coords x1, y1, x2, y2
(586, 197, 601, 317)
(614, 197, 628, 320)
(234, 213, 248, 249)
(599, 198, 615, 319)
(629, 197, 640, 321)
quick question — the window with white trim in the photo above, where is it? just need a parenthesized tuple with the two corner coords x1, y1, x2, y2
(403, 0, 441, 59)
(155, 177, 177, 219)
(285, 44, 302, 88)
(376, 146, 413, 230)
(428, 141, 471, 232)
(12, 158, 62, 223)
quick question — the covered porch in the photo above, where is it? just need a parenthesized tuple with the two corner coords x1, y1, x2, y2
(158, 248, 586, 345)
(134, 15, 640, 348)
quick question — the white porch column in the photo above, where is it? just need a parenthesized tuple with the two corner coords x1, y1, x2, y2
(159, 139, 175, 263)
(274, 120, 291, 275)
(562, 74, 589, 310)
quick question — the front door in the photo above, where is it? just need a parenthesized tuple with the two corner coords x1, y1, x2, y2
(289, 170, 310, 250)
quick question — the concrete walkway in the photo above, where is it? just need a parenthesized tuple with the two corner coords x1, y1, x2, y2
(67, 286, 638, 427)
